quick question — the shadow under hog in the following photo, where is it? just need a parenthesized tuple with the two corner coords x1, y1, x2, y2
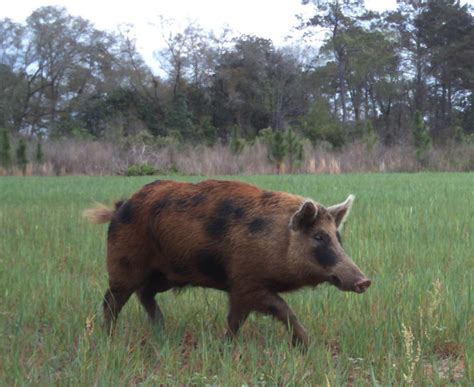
(84, 179, 371, 347)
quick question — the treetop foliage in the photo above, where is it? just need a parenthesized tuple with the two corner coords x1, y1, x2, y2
(0, 1, 472, 148)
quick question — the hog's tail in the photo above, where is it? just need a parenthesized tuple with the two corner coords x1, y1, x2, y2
(83, 200, 124, 224)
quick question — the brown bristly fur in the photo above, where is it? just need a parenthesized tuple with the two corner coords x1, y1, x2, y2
(83, 203, 114, 224)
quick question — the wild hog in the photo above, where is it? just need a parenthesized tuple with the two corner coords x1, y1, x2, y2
(84, 179, 371, 347)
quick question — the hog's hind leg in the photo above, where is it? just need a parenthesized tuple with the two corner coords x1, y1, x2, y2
(103, 286, 134, 333)
(136, 271, 171, 325)
(103, 252, 153, 333)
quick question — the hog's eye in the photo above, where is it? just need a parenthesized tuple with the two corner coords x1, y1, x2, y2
(313, 233, 324, 242)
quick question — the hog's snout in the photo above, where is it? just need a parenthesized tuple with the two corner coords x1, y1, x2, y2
(328, 254, 371, 294)
(353, 278, 372, 293)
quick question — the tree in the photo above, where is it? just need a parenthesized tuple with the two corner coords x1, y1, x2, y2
(35, 141, 43, 163)
(362, 120, 378, 151)
(302, 0, 367, 125)
(211, 36, 274, 137)
(300, 99, 345, 148)
(0, 128, 11, 168)
(165, 93, 194, 139)
(16, 138, 27, 174)
(196, 116, 217, 146)
(412, 111, 431, 164)
(285, 128, 304, 172)
(416, 0, 474, 140)
(270, 130, 287, 174)
(230, 125, 245, 154)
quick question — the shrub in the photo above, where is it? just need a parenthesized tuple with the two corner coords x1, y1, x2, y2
(453, 126, 465, 144)
(127, 163, 155, 176)
(301, 99, 346, 148)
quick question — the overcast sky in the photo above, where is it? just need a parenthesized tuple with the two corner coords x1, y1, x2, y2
(2, 0, 473, 69)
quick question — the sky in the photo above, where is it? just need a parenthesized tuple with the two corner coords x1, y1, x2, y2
(2, 0, 473, 69)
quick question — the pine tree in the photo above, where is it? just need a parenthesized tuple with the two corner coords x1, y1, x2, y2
(230, 125, 244, 154)
(16, 138, 28, 175)
(0, 129, 11, 169)
(363, 121, 378, 152)
(270, 130, 287, 174)
(412, 111, 431, 164)
(285, 128, 303, 173)
(453, 126, 465, 144)
(36, 141, 44, 163)
(198, 116, 217, 146)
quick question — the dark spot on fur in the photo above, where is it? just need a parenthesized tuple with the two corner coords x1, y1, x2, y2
(205, 199, 236, 238)
(108, 219, 118, 239)
(153, 194, 172, 217)
(206, 217, 230, 238)
(314, 245, 339, 267)
(195, 250, 227, 287)
(336, 231, 342, 245)
(217, 199, 236, 217)
(248, 217, 268, 234)
(234, 207, 246, 220)
(117, 201, 134, 224)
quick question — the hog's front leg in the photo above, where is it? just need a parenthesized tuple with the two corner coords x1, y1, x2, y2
(225, 292, 252, 339)
(260, 292, 309, 348)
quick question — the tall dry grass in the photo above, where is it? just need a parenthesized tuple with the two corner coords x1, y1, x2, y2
(0, 139, 472, 176)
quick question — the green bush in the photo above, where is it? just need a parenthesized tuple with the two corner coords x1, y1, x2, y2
(453, 126, 465, 144)
(300, 99, 346, 148)
(126, 163, 155, 176)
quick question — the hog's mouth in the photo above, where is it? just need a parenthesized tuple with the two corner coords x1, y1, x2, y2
(328, 275, 371, 293)
(329, 275, 342, 288)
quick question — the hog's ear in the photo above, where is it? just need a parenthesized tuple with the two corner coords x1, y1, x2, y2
(290, 200, 318, 231)
(328, 194, 354, 230)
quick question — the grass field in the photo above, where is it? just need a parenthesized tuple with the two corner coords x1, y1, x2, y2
(1, 173, 472, 385)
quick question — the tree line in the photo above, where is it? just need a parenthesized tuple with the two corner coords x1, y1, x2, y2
(0, 0, 473, 152)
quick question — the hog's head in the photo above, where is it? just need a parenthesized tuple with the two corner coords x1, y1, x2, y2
(289, 195, 371, 293)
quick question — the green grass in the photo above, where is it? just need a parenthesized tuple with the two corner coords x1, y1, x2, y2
(1, 174, 472, 385)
